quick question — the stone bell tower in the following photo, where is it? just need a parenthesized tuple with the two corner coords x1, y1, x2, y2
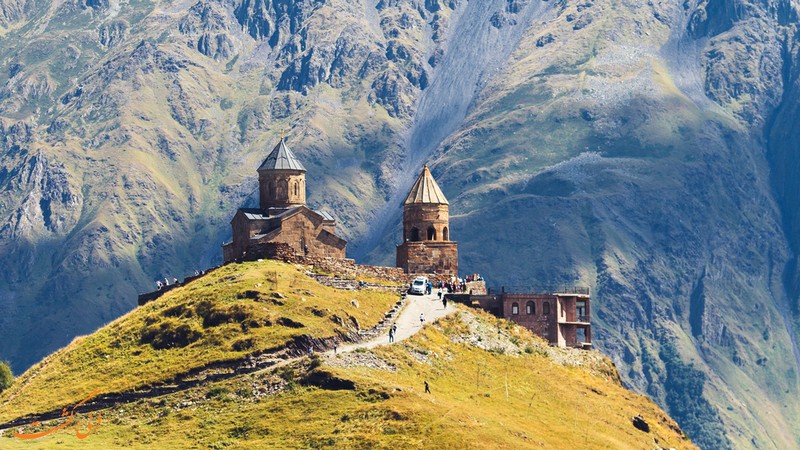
(258, 137, 306, 209)
(396, 165, 458, 275)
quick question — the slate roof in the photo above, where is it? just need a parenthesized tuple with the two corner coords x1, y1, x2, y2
(234, 206, 335, 224)
(404, 165, 449, 205)
(258, 138, 306, 172)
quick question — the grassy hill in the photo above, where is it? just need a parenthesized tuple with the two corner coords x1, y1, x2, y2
(0, 260, 693, 449)
(0, 260, 400, 423)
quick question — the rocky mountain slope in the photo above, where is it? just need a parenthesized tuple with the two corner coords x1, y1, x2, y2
(0, 259, 694, 449)
(1, 0, 799, 448)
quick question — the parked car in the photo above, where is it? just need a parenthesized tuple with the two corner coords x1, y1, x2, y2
(409, 277, 429, 295)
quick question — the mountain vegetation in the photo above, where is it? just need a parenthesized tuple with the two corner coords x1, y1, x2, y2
(0, 260, 693, 449)
(0, 0, 799, 448)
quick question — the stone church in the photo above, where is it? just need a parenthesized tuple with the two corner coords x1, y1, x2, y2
(396, 165, 458, 275)
(222, 138, 347, 263)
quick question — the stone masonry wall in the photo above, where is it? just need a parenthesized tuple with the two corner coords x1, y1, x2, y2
(397, 241, 458, 275)
(255, 213, 345, 259)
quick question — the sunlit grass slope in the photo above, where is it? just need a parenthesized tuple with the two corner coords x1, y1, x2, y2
(2, 308, 693, 449)
(0, 260, 399, 422)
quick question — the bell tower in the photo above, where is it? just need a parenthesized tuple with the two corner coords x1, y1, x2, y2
(396, 165, 458, 275)
(257, 137, 306, 209)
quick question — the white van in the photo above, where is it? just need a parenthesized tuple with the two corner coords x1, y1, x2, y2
(409, 276, 429, 295)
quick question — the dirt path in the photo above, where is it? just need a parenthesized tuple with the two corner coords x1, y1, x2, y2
(337, 290, 454, 352)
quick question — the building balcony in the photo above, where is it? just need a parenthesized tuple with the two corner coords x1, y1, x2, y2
(558, 315, 590, 325)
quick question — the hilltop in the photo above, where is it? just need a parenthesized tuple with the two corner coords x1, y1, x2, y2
(0, 260, 693, 449)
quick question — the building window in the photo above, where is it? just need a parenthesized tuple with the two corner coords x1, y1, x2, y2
(293, 182, 299, 196)
(576, 300, 587, 322)
(427, 226, 436, 240)
(410, 227, 420, 242)
(543, 301, 550, 315)
(526, 301, 534, 315)
(511, 303, 519, 315)
(443, 227, 449, 240)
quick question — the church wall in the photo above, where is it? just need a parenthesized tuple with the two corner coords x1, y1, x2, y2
(256, 213, 345, 259)
(227, 214, 266, 262)
(403, 204, 450, 242)
(397, 241, 458, 275)
(259, 170, 305, 209)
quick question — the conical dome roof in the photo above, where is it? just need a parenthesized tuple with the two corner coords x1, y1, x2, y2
(258, 138, 306, 172)
(404, 165, 449, 205)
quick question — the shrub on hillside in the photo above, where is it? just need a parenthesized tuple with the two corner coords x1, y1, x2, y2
(141, 318, 201, 349)
(195, 300, 254, 328)
(0, 361, 13, 392)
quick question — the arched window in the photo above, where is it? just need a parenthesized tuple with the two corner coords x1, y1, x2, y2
(443, 227, 449, 241)
(511, 302, 519, 315)
(526, 301, 535, 315)
(427, 226, 436, 240)
(543, 301, 550, 315)
(410, 227, 420, 242)
(293, 182, 298, 196)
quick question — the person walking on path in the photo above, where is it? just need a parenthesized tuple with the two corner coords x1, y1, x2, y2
(389, 327, 395, 343)
(438, 289, 442, 300)
(424, 381, 431, 394)
(420, 313, 425, 325)
(442, 296, 447, 309)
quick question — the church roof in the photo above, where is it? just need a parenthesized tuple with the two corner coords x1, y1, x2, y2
(404, 165, 449, 205)
(258, 138, 306, 172)
(233, 206, 336, 224)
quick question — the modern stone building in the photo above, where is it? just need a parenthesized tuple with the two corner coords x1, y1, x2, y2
(222, 138, 347, 263)
(470, 290, 592, 348)
(396, 165, 458, 275)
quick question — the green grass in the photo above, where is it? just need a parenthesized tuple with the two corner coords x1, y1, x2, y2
(0, 309, 694, 449)
(0, 260, 399, 422)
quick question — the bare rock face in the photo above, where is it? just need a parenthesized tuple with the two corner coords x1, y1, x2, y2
(0, 0, 37, 26)
(0, 150, 82, 239)
(99, 21, 128, 49)
(234, 0, 325, 43)
(277, 23, 375, 92)
(179, 2, 237, 60)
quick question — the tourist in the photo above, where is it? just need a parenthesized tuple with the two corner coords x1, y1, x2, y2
(442, 297, 447, 309)
(156, 280, 163, 290)
(420, 313, 425, 324)
(164, 277, 170, 286)
(424, 381, 431, 394)
(389, 328, 395, 343)
(173, 277, 178, 285)
(437, 289, 442, 300)
(392, 324, 397, 335)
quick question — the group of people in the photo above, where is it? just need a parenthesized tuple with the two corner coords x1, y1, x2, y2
(155, 269, 205, 290)
(155, 277, 179, 290)
(439, 279, 467, 294)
